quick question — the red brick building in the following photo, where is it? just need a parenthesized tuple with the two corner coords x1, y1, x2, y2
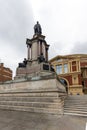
(50, 54, 87, 95)
(0, 63, 12, 82)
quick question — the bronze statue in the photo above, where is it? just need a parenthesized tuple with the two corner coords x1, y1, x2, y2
(38, 53, 45, 63)
(19, 58, 27, 68)
(34, 21, 42, 35)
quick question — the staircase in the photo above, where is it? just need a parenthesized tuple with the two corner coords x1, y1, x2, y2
(64, 95, 87, 117)
(0, 92, 64, 115)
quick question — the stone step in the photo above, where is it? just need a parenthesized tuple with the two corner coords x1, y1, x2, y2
(0, 96, 61, 103)
(65, 100, 87, 102)
(0, 101, 63, 109)
(64, 105, 87, 109)
(67, 95, 87, 98)
(66, 97, 87, 99)
(0, 105, 63, 115)
(64, 95, 87, 116)
(65, 99, 87, 101)
(64, 108, 87, 112)
(64, 103, 87, 106)
(0, 92, 59, 97)
(0, 93, 64, 114)
(64, 103, 87, 105)
(64, 112, 87, 117)
(64, 110, 87, 114)
(65, 98, 87, 100)
(65, 101, 87, 103)
(64, 105, 87, 108)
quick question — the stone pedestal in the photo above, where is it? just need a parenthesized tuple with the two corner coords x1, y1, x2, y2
(0, 77, 66, 115)
(0, 23, 66, 116)
(15, 63, 55, 80)
(15, 34, 52, 80)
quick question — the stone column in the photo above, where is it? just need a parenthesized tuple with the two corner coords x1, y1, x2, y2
(27, 44, 32, 60)
(26, 39, 31, 60)
(40, 41, 42, 54)
(27, 45, 30, 60)
(37, 41, 39, 56)
(31, 45, 32, 60)
(43, 44, 46, 59)
(38, 41, 40, 55)
(46, 47, 48, 62)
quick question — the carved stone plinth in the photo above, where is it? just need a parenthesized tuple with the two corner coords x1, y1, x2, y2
(15, 62, 55, 80)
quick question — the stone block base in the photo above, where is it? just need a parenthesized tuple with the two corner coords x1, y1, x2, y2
(0, 78, 66, 115)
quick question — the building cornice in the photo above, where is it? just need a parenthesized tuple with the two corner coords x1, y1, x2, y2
(49, 54, 87, 63)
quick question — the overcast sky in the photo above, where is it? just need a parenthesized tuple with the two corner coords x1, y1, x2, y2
(0, 0, 87, 77)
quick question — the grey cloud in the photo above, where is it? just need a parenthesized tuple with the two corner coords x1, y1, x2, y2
(0, 0, 34, 76)
(71, 42, 87, 54)
(0, 0, 34, 44)
(49, 41, 87, 60)
(49, 42, 64, 59)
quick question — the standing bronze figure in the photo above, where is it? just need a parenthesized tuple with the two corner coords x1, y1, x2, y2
(34, 21, 42, 35)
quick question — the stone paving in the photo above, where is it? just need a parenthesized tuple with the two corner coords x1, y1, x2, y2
(0, 110, 86, 130)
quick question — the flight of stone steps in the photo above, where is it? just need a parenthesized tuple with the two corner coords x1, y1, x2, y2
(64, 95, 87, 117)
(0, 92, 65, 115)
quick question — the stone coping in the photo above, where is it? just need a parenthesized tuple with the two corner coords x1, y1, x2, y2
(0, 74, 57, 85)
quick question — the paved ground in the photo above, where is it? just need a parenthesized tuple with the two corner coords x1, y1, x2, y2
(0, 110, 86, 130)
